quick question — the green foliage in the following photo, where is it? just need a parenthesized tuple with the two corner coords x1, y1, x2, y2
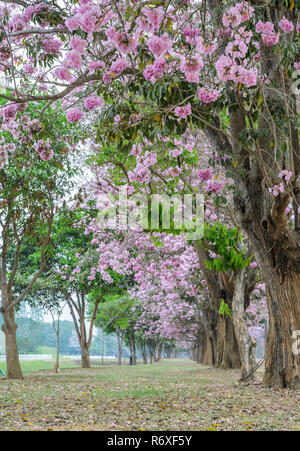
(201, 222, 251, 272)
(218, 300, 232, 318)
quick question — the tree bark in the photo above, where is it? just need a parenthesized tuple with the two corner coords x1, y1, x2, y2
(263, 271, 300, 388)
(81, 341, 91, 369)
(2, 307, 23, 379)
(231, 269, 257, 381)
(236, 187, 300, 388)
(194, 242, 241, 369)
(54, 330, 59, 374)
(142, 349, 147, 364)
(117, 331, 122, 365)
(215, 314, 241, 369)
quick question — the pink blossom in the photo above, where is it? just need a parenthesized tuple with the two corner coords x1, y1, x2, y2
(279, 170, 293, 182)
(66, 17, 80, 32)
(180, 55, 203, 82)
(174, 103, 191, 119)
(196, 37, 217, 55)
(215, 55, 233, 82)
(279, 17, 294, 33)
(89, 61, 105, 71)
(55, 67, 73, 81)
(294, 61, 300, 70)
(66, 108, 84, 123)
(198, 168, 213, 181)
(64, 50, 82, 70)
(84, 96, 104, 110)
(109, 58, 128, 77)
(198, 88, 221, 103)
(42, 38, 62, 54)
(235, 2, 254, 22)
(1, 104, 18, 122)
(147, 34, 172, 57)
(143, 6, 164, 33)
(222, 7, 242, 28)
(206, 180, 223, 194)
(70, 37, 88, 54)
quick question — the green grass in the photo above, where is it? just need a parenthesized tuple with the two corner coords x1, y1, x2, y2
(0, 359, 299, 431)
(36, 346, 57, 356)
(0, 359, 78, 375)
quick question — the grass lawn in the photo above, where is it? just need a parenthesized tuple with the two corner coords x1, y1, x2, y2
(0, 359, 78, 375)
(0, 359, 299, 431)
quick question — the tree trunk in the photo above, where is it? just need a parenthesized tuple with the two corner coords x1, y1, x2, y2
(131, 333, 137, 365)
(54, 332, 59, 374)
(141, 345, 147, 364)
(202, 332, 216, 366)
(81, 341, 91, 368)
(102, 329, 105, 365)
(237, 190, 300, 388)
(201, 308, 218, 365)
(149, 342, 153, 364)
(231, 269, 257, 381)
(117, 333, 122, 365)
(2, 308, 23, 379)
(263, 271, 300, 388)
(194, 243, 241, 369)
(216, 315, 241, 369)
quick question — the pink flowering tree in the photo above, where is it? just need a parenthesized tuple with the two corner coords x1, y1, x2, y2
(0, 101, 79, 379)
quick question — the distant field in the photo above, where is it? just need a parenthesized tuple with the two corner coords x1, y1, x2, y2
(0, 359, 78, 375)
(0, 359, 299, 431)
(0, 357, 129, 375)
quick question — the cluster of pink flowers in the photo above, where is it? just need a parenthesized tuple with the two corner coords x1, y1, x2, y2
(196, 36, 217, 55)
(66, 107, 84, 123)
(222, 2, 254, 29)
(107, 28, 139, 54)
(278, 170, 293, 182)
(278, 16, 294, 34)
(147, 34, 172, 57)
(255, 21, 279, 46)
(34, 139, 53, 161)
(70, 37, 88, 54)
(128, 150, 157, 184)
(216, 55, 257, 87)
(141, 6, 164, 33)
(206, 180, 223, 194)
(198, 87, 221, 103)
(65, 2, 112, 36)
(198, 168, 213, 182)
(180, 55, 203, 82)
(84, 95, 104, 111)
(143, 57, 168, 83)
(174, 103, 192, 119)
(55, 67, 73, 82)
(1, 104, 18, 122)
(268, 183, 285, 197)
(107, 58, 128, 79)
(42, 38, 62, 55)
(7, 3, 50, 32)
(64, 50, 82, 70)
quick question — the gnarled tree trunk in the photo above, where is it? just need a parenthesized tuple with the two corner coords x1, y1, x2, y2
(231, 269, 257, 381)
(216, 314, 241, 369)
(236, 185, 300, 388)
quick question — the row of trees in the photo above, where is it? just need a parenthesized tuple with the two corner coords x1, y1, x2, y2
(0, 0, 299, 388)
